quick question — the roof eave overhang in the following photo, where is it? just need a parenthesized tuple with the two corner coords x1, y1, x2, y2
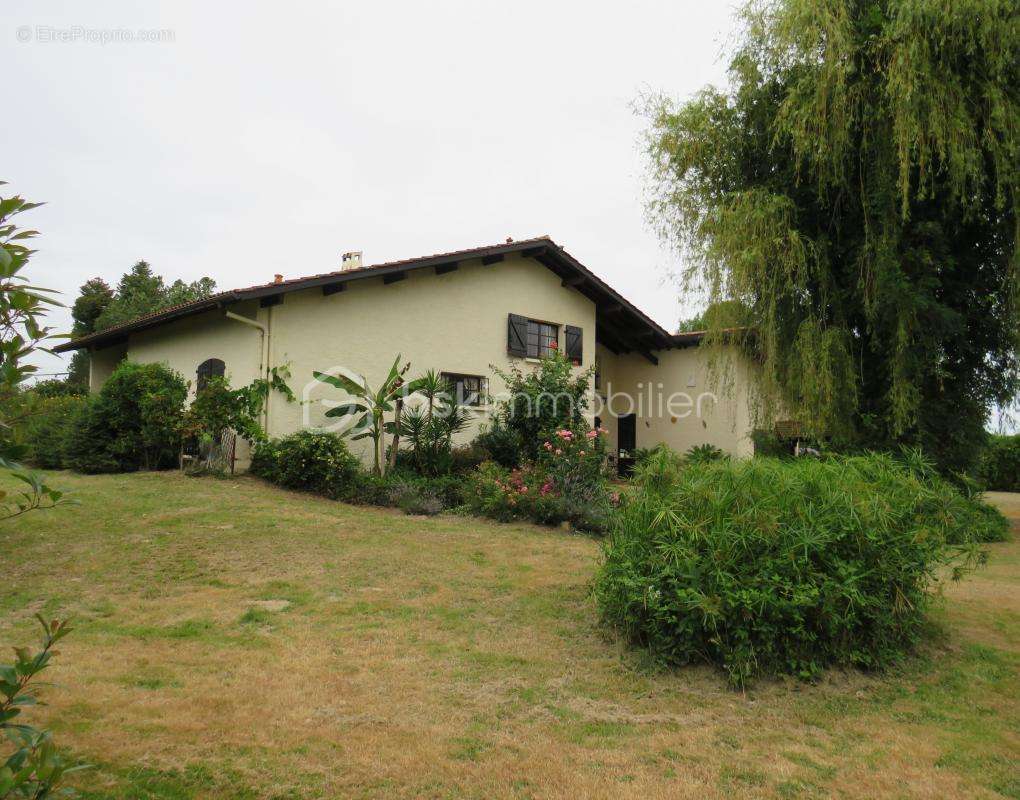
(53, 237, 683, 355)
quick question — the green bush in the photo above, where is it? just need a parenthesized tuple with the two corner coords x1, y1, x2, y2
(334, 472, 394, 506)
(979, 434, 1020, 492)
(449, 441, 489, 474)
(250, 430, 360, 496)
(387, 480, 445, 516)
(594, 452, 992, 685)
(490, 352, 593, 459)
(65, 361, 187, 473)
(21, 395, 87, 468)
(474, 420, 524, 468)
(30, 378, 87, 399)
(335, 471, 466, 513)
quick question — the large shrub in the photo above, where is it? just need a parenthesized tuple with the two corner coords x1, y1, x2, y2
(979, 435, 1020, 492)
(250, 430, 360, 496)
(491, 352, 593, 459)
(65, 361, 187, 473)
(21, 394, 87, 468)
(594, 452, 993, 685)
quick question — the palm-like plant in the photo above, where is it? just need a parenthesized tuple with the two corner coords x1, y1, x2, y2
(399, 370, 471, 476)
(313, 355, 411, 476)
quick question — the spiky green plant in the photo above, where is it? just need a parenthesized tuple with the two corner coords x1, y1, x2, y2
(398, 369, 471, 476)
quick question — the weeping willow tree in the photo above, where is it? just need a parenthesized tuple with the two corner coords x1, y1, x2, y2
(645, 0, 1019, 473)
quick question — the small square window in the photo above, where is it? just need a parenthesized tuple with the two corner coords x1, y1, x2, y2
(440, 372, 487, 407)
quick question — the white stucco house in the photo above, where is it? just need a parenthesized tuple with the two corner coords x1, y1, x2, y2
(55, 236, 758, 469)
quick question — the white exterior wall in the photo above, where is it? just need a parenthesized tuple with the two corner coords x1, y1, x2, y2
(115, 254, 597, 467)
(88, 342, 128, 392)
(596, 342, 756, 459)
(267, 253, 597, 462)
(97, 252, 757, 468)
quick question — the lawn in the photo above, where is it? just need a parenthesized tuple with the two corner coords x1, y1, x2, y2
(2, 472, 1018, 800)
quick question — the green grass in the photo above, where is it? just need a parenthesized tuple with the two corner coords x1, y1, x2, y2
(2, 471, 1018, 799)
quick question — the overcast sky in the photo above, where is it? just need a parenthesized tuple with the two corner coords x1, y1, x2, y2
(7, 0, 740, 376)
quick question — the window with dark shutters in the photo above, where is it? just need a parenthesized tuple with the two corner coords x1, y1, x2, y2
(507, 314, 528, 357)
(196, 358, 225, 392)
(565, 325, 583, 365)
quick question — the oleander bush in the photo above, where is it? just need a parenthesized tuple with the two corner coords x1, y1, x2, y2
(594, 451, 994, 685)
(250, 430, 360, 496)
(65, 361, 187, 473)
(467, 425, 618, 533)
(979, 434, 1020, 492)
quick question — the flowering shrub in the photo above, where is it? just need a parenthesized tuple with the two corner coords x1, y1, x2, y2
(489, 352, 594, 459)
(539, 426, 609, 499)
(468, 425, 618, 532)
(466, 462, 565, 524)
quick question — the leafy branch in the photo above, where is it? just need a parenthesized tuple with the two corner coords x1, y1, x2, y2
(0, 617, 88, 798)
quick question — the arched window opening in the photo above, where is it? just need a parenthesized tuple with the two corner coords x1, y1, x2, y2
(196, 358, 225, 392)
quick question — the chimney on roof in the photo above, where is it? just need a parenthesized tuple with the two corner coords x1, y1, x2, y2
(341, 251, 363, 271)
(273, 273, 283, 284)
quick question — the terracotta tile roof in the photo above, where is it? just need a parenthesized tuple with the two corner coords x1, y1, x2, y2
(54, 236, 677, 354)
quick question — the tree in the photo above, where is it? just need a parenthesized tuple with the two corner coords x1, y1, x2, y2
(676, 300, 751, 333)
(91, 261, 216, 332)
(0, 186, 68, 516)
(0, 185, 82, 796)
(71, 277, 113, 335)
(67, 277, 113, 386)
(65, 264, 216, 388)
(645, 0, 1019, 474)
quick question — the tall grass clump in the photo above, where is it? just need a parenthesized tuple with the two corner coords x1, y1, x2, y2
(594, 451, 998, 685)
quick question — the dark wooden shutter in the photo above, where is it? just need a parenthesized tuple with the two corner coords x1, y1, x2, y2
(507, 314, 528, 357)
(565, 325, 583, 364)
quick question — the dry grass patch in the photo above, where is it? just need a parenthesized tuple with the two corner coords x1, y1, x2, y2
(2, 472, 1018, 799)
